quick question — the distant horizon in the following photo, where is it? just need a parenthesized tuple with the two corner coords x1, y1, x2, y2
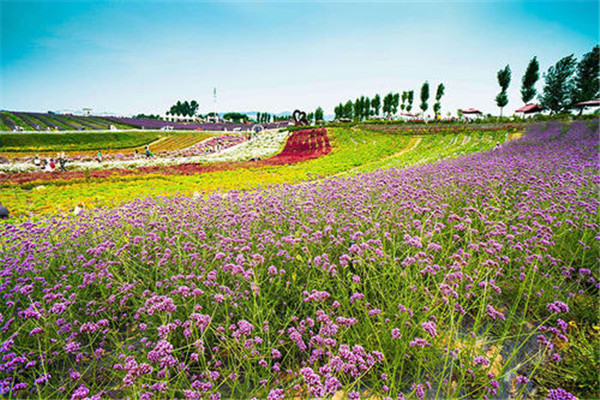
(2, 1, 598, 117)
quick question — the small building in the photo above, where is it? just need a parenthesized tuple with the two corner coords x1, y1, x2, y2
(399, 112, 417, 120)
(460, 108, 483, 119)
(515, 104, 544, 116)
(161, 114, 201, 123)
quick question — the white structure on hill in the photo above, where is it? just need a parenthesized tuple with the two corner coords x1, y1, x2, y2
(161, 113, 201, 123)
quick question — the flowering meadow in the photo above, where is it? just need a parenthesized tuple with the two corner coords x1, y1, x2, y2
(0, 121, 597, 399)
(0, 127, 510, 218)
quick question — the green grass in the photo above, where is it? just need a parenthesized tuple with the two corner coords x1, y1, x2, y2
(0, 131, 163, 152)
(352, 130, 507, 173)
(1, 112, 137, 131)
(0, 112, 35, 130)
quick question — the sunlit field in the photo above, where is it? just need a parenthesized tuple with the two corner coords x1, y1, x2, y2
(1, 120, 598, 399)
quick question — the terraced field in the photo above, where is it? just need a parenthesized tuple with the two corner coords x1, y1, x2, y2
(0, 131, 163, 154)
(0, 132, 216, 159)
(350, 130, 510, 173)
(0, 111, 135, 131)
(143, 134, 211, 153)
(0, 126, 513, 218)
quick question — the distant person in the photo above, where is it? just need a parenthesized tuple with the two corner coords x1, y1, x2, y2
(145, 146, 151, 158)
(494, 142, 501, 151)
(73, 204, 85, 216)
(134, 149, 139, 158)
(33, 155, 41, 168)
(0, 203, 9, 219)
(97, 151, 103, 163)
(49, 159, 55, 170)
(59, 157, 67, 171)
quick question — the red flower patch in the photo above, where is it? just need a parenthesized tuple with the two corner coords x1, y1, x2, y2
(0, 129, 332, 185)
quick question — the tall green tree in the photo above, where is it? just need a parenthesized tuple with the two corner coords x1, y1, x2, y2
(223, 112, 248, 123)
(315, 106, 324, 123)
(372, 94, 381, 116)
(190, 100, 199, 116)
(520, 57, 540, 104)
(495, 65, 511, 117)
(391, 93, 400, 115)
(433, 83, 445, 117)
(407, 91, 414, 113)
(400, 92, 408, 111)
(334, 103, 343, 119)
(353, 97, 363, 121)
(381, 94, 390, 116)
(363, 97, 371, 119)
(343, 100, 354, 119)
(572, 45, 600, 104)
(383, 93, 393, 116)
(420, 82, 430, 115)
(539, 55, 577, 114)
(307, 112, 314, 124)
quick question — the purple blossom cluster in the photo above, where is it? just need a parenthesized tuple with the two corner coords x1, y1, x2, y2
(0, 121, 597, 398)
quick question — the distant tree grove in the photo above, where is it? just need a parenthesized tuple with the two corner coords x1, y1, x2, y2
(329, 45, 597, 120)
(497, 45, 599, 115)
(166, 100, 199, 117)
(333, 84, 440, 121)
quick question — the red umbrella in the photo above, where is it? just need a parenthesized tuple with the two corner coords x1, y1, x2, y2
(460, 108, 482, 114)
(515, 104, 544, 114)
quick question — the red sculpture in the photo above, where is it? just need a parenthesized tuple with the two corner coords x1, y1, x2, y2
(293, 109, 310, 126)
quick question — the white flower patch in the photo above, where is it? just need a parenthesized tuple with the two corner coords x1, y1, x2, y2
(0, 131, 290, 174)
(202, 131, 289, 163)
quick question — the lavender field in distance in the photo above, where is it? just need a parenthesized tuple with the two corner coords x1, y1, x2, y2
(102, 116, 290, 131)
(0, 121, 598, 399)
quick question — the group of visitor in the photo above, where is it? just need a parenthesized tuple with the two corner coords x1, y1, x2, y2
(132, 146, 153, 158)
(33, 153, 68, 172)
(98, 146, 152, 162)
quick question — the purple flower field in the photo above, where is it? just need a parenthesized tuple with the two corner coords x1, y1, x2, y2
(102, 117, 290, 132)
(0, 121, 598, 399)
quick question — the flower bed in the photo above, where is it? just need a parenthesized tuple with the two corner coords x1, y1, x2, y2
(0, 122, 597, 399)
(0, 127, 515, 217)
(0, 135, 244, 174)
(264, 128, 331, 165)
(0, 129, 330, 186)
(362, 123, 523, 135)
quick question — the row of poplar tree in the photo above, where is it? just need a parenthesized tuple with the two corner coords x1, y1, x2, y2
(332, 83, 446, 121)
(495, 45, 598, 115)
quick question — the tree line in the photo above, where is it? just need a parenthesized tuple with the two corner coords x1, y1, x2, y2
(332, 83, 445, 121)
(255, 112, 288, 123)
(133, 113, 161, 120)
(166, 100, 199, 117)
(495, 45, 599, 115)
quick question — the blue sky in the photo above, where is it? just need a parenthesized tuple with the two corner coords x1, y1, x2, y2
(1, 0, 598, 117)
